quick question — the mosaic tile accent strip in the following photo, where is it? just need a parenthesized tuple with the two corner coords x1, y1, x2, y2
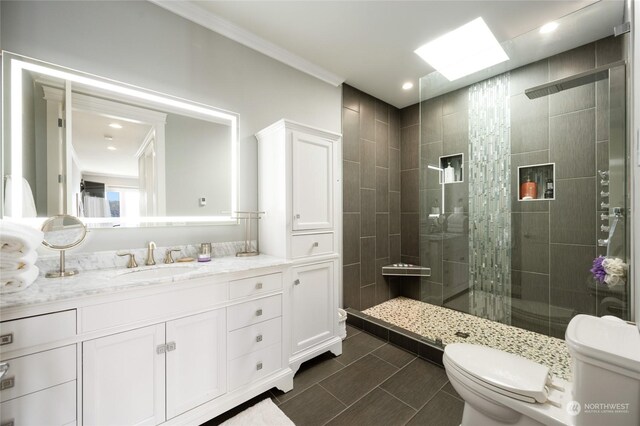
(468, 73, 512, 323)
(362, 297, 571, 380)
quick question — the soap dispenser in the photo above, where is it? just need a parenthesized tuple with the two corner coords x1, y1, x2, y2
(444, 161, 455, 183)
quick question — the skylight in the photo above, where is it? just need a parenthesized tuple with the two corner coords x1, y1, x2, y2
(414, 17, 509, 81)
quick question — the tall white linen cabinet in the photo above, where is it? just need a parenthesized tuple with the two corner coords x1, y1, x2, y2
(256, 119, 343, 371)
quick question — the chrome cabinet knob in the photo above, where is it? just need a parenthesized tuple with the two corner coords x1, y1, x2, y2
(256, 334, 263, 342)
(294, 279, 300, 286)
(313, 242, 319, 247)
(256, 309, 263, 317)
(0, 362, 9, 380)
(256, 362, 263, 371)
(255, 282, 263, 290)
(295, 214, 301, 219)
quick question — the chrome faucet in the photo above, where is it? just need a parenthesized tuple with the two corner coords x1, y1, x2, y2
(146, 241, 157, 266)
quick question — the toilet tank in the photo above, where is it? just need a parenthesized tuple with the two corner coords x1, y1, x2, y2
(565, 315, 640, 426)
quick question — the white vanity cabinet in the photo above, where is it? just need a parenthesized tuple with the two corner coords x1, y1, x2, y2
(0, 262, 293, 426)
(83, 309, 226, 425)
(83, 324, 166, 426)
(291, 261, 336, 354)
(0, 310, 78, 426)
(257, 120, 342, 371)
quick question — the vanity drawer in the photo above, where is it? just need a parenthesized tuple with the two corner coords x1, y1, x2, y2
(228, 317, 281, 360)
(228, 343, 281, 391)
(0, 345, 76, 403)
(229, 273, 282, 299)
(227, 295, 281, 331)
(0, 380, 76, 426)
(291, 233, 334, 258)
(81, 280, 228, 332)
(0, 310, 76, 354)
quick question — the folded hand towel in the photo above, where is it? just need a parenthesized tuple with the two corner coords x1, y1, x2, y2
(0, 221, 44, 254)
(0, 264, 39, 294)
(0, 250, 38, 270)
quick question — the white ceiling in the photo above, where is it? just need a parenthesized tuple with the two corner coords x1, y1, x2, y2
(153, 0, 623, 108)
(72, 110, 151, 177)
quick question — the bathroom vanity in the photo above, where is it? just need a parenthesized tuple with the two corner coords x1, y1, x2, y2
(0, 256, 317, 425)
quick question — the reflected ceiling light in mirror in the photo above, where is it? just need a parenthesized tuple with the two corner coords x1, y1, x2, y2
(107, 146, 117, 151)
(539, 22, 559, 34)
(9, 55, 239, 224)
(402, 82, 414, 90)
(109, 123, 123, 129)
(414, 17, 508, 81)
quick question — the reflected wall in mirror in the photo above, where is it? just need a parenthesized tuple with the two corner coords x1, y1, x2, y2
(2, 52, 238, 227)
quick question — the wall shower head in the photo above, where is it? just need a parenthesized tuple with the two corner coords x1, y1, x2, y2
(524, 59, 624, 99)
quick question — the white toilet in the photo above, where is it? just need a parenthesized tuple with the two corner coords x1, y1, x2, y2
(443, 315, 640, 426)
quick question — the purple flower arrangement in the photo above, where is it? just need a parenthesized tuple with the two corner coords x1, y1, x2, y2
(590, 256, 607, 284)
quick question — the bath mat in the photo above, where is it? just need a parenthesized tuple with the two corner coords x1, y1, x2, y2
(220, 398, 294, 426)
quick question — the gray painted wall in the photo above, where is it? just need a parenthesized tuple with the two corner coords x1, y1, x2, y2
(1, 0, 341, 252)
(165, 114, 231, 216)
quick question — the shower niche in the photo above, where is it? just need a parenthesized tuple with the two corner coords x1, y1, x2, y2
(517, 163, 555, 201)
(439, 154, 464, 184)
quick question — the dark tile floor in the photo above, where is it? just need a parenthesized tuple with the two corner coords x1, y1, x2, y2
(207, 325, 464, 425)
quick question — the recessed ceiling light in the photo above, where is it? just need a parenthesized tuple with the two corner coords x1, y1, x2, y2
(402, 82, 414, 90)
(539, 22, 559, 34)
(109, 123, 123, 129)
(414, 17, 509, 81)
(107, 146, 117, 151)
(104, 135, 113, 141)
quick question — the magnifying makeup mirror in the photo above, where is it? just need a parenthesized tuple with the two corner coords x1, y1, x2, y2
(41, 214, 87, 278)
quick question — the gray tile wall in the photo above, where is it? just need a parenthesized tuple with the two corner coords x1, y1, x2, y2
(342, 84, 401, 310)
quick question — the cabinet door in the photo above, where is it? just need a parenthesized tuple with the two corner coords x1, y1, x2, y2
(166, 309, 226, 419)
(83, 324, 166, 426)
(292, 131, 333, 231)
(291, 262, 335, 354)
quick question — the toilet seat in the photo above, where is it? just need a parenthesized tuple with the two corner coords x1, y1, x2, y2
(444, 343, 550, 404)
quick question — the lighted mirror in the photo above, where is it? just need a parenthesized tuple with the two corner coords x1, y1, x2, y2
(2, 52, 239, 227)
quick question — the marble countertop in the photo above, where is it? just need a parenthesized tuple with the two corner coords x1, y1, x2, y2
(1, 255, 290, 311)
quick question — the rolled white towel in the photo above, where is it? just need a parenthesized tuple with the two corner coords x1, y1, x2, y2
(0, 250, 38, 270)
(0, 221, 44, 255)
(0, 264, 40, 294)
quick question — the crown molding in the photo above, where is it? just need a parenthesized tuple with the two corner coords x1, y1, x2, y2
(149, 0, 345, 87)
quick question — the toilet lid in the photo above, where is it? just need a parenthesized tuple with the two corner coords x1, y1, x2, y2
(444, 343, 550, 403)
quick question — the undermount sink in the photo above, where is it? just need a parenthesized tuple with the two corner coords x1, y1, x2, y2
(115, 264, 199, 281)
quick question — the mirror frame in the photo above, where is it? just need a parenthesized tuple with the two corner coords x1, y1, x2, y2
(2, 51, 239, 228)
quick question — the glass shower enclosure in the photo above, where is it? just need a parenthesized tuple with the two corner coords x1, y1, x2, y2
(419, 43, 631, 338)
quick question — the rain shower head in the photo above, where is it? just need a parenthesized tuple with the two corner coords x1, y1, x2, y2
(524, 59, 625, 99)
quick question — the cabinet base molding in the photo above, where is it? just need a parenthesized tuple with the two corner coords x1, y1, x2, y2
(289, 336, 343, 374)
(163, 367, 294, 426)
